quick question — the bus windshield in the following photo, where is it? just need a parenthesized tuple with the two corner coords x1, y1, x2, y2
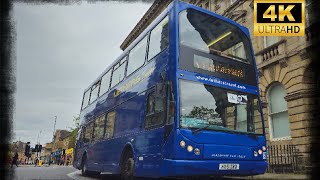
(179, 8, 252, 63)
(179, 80, 263, 135)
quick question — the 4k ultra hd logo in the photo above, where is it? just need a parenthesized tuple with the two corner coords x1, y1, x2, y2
(254, 0, 305, 36)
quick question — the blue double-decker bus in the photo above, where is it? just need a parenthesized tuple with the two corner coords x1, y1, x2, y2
(73, 1, 267, 179)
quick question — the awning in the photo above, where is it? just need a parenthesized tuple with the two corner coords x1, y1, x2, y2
(65, 148, 74, 155)
(52, 150, 62, 157)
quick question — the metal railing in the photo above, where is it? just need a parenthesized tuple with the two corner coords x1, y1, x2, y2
(266, 144, 299, 173)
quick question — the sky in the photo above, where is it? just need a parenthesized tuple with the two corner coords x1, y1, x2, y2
(12, 1, 152, 147)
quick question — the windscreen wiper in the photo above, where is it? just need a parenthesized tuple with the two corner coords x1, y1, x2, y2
(192, 125, 210, 135)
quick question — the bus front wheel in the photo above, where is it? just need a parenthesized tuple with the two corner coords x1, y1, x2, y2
(81, 155, 90, 176)
(121, 151, 135, 180)
(81, 155, 99, 177)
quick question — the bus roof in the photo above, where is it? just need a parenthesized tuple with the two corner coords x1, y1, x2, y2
(83, 0, 250, 92)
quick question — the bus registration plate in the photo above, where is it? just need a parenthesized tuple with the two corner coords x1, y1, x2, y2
(219, 164, 239, 170)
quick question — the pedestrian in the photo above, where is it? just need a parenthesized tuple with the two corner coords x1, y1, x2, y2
(34, 157, 39, 167)
(61, 155, 64, 166)
(66, 155, 70, 166)
(11, 152, 19, 168)
(60, 155, 65, 166)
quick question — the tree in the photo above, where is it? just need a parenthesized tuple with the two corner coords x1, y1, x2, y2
(68, 115, 80, 149)
(68, 128, 78, 149)
(72, 114, 80, 130)
(188, 106, 223, 126)
(189, 106, 216, 119)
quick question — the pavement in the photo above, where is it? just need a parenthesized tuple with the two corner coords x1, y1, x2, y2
(247, 173, 310, 180)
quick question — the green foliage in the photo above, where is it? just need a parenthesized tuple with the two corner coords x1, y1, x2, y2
(68, 128, 78, 149)
(68, 114, 80, 149)
(72, 114, 80, 130)
(189, 106, 216, 119)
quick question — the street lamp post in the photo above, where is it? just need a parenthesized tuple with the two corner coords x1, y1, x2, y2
(50, 116, 57, 165)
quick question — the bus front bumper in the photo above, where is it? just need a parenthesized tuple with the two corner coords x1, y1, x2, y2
(161, 159, 267, 177)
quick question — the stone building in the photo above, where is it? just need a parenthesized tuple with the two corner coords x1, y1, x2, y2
(52, 129, 71, 153)
(11, 141, 27, 163)
(40, 142, 53, 163)
(120, 0, 319, 172)
(49, 129, 72, 164)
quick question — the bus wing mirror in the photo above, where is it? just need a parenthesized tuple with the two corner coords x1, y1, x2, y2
(156, 82, 167, 98)
(154, 96, 164, 112)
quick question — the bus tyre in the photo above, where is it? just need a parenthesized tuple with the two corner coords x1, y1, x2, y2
(121, 151, 135, 180)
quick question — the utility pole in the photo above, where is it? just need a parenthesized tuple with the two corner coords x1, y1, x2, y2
(36, 130, 41, 158)
(53, 116, 57, 141)
(50, 116, 57, 165)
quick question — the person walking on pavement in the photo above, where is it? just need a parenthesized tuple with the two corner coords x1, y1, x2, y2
(34, 157, 39, 167)
(11, 152, 19, 168)
(66, 155, 70, 166)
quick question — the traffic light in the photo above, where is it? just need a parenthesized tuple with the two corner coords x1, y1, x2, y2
(24, 142, 30, 157)
(34, 144, 42, 152)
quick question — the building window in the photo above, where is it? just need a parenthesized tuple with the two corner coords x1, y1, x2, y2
(205, 2, 209, 9)
(232, 43, 245, 59)
(236, 104, 247, 131)
(305, 1, 311, 27)
(267, 83, 291, 140)
(264, 36, 278, 48)
(231, 0, 237, 5)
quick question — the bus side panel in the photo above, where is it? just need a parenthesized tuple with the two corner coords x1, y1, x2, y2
(100, 51, 169, 174)
(78, 47, 170, 175)
(134, 127, 165, 177)
(106, 92, 147, 171)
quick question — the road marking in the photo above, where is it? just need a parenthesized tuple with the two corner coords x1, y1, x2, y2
(67, 170, 82, 180)
(67, 170, 100, 180)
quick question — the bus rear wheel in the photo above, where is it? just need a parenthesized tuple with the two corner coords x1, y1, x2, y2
(121, 151, 135, 180)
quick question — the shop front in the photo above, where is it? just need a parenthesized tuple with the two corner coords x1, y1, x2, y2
(52, 149, 63, 164)
(65, 148, 73, 166)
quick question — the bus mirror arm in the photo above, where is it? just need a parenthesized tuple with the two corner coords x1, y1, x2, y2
(164, 123, 174, 141)
(256, 101, 261, 113)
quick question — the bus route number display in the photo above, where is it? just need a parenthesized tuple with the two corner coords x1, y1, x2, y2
(194, 55, 245, 78)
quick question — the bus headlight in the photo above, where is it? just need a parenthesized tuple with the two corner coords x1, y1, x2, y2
(262, 146, 267, 151)
(180, 141, 186, 148)
(254, 151, 258, 157)
(258, 149, 263, 155)
(187, 145, 193, 152)
(194, 148, 200, 155)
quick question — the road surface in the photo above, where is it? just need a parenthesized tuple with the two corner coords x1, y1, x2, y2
(9, 165, 249, 180)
